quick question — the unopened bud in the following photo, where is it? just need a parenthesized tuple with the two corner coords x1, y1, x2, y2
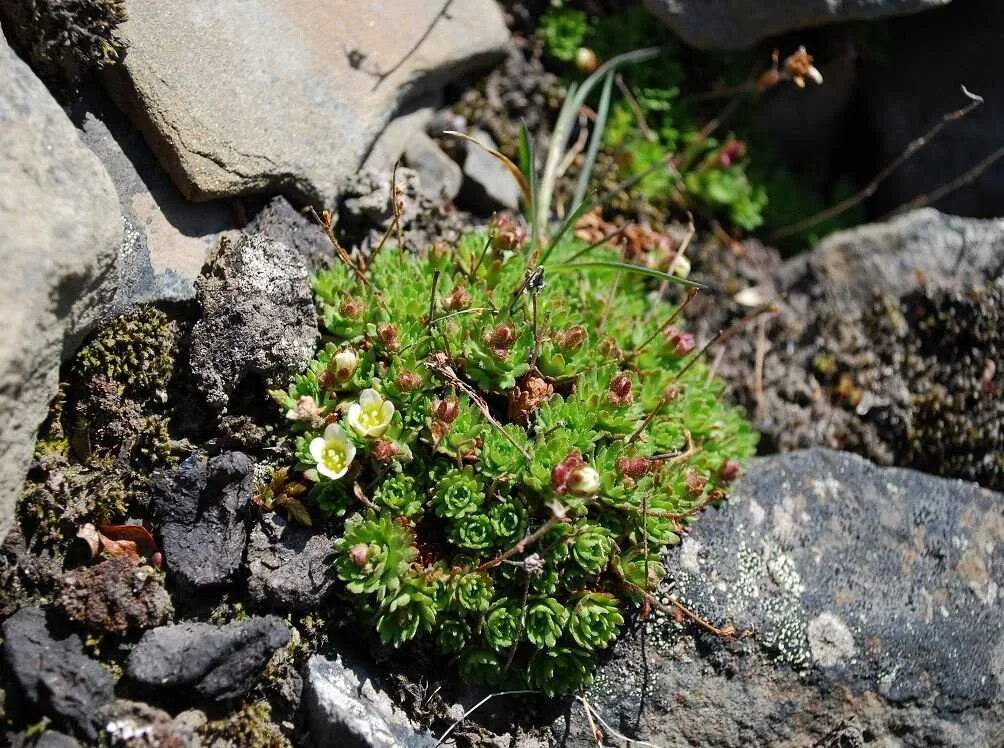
(617, 456, 650, 480)
(684, 468, 707, 497)
(443, 286, 472, 311)
(350, 543, 369, 566)
(720, 459, 741, 483)
(434, 397, 460, 424)
(394, 371, 422, 392)
(568, 465, 601, 499)
(575, 46, 598, 74)
(607, 373, 633, 406)
(666, 328, 696, 356)
(378, 324, 400, 352)
(330, 348, 359, 383)
(340, 297, 363, 319)
(556, 325, 587, 351)
(372, 440, 399, 463)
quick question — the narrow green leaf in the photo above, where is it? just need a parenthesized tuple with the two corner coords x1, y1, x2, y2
(518, 123, 540, 251)
(549, 260, 706, 289)
(571, 70, 616, 210)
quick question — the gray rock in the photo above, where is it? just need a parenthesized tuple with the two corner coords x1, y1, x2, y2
(103, 0, 509, 204)
(31, 733, 81, 748)
(247, 514, 335, 611)
(98, 699, 205, 747)
(244, 196, 333, 273)
(554, 449, 1004, 747)
(341, 167, 424, 228)
(152, 452, 253, 591)
(363, 102, 437, 173)
(189, 233, 317, 410)
(1, 608, 115, 739)
(860, 0, 1004, 217)
(405, 132, 464, 202)
(127, 616, 290, 700)
(0, 35, 121, 544)
(303, 655, 437, 748)
(73, 88, 237, 310)
(641, 0, 951, 49)
(778, 208, 1004, 315)
(458, 129, 521, 213)
(58, 556, 173, 634)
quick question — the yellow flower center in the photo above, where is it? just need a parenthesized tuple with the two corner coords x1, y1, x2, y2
(357, 403, 385, 429)
(321, 442, 349, 474)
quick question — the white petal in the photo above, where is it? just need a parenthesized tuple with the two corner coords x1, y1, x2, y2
(344, 440, 357, 464)
(380, 400, 395, 422)
(359, 388, 380, 408)
(346, 403, 363, 432)
(309, 437, 327, 465)
(323, 422, 343, 441)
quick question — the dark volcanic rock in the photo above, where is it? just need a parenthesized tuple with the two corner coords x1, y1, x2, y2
(152, 452, 253, 591)
(1, 608, 114, 739)
(246, 514, 335, 611)
(58, 556, 173, 634)
(244, 196, 333, 274)
(303, 655, 437, 748)
(126, 616, 290, 701)
(554, 449, 1004, 747)
(189, 234, 317, 410)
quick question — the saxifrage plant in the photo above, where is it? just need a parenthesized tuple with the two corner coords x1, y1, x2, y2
(271, 51, 756, 696)
(272, 219, 755, 695)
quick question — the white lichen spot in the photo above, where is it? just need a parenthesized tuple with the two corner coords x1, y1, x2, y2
(679, 537, 702, 572)
(767, 551, 805, 597)
(747, 497, 766, 526)
(807, 612, 856, 667)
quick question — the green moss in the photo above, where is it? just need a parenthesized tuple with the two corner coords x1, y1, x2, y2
(276, 224, 756, 695)
(75, 307, 179, 404)
(198, 702, 290, 748)
(2, 0, 128, 80)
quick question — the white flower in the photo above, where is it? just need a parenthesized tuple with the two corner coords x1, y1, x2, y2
(568, 465, 601, 499)
(347, 388, 395, 438)
(331, 348, 359, 384)
(309, 423, 356, 480)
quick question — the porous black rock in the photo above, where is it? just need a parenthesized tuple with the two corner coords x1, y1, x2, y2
(244, 196, 333, 274)
(246, 514, 335, 611)
(152, 452, 253, 591)
(126, 616, 290, 701)
(554, 449, 1004, 747)
(189, 233, 317, 410)
(1, 607, 114, 740)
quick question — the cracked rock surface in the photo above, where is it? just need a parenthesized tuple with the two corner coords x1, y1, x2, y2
(103, 0, 508, 204)
(554, 449, 1004, 747)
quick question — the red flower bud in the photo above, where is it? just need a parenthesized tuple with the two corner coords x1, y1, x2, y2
(607, 372, 633, 406)
(489, 213, 526, 252)
(434, 397, 460, 424)
(443, 286, 472, 311)
(372, 440, 399, 463)
(340, 297, 363, 319)
(395, 371, 423, 392)
(720, 459, 741, 483)
(617, 456, 650, 480)
(350, 543, 369, 566)
(665, 328, 696, 356)
(485, 322, 516, 358)
(378, 324, 400, 352)
(551, 452, 586, 495)
(556, 325, 587, 351)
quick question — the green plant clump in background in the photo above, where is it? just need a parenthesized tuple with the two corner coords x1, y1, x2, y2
(538, 3, 861, 246)
(273, 219, 756, 696)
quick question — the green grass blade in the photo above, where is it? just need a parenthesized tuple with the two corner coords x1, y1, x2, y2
(571, 70, 615, 210)
(549, 260, 706, 290)
(518, 123, 540, 251)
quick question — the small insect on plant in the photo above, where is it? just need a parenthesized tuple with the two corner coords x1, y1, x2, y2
(270, 48, 757, 697)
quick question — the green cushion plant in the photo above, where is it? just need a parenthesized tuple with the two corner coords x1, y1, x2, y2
(272, 56, 756, 696)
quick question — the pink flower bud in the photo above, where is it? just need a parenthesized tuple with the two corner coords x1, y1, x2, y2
(350, 543, 369, 566)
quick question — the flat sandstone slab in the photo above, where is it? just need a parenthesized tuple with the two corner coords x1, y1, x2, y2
(105, 0, 509, 204)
